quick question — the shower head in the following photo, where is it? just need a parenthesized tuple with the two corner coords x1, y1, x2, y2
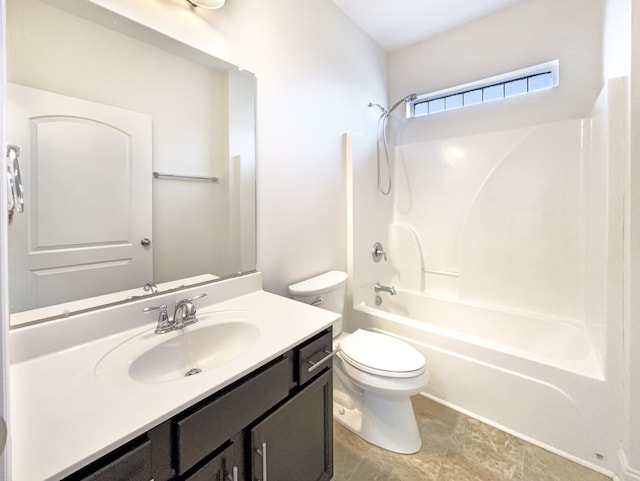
(387, 93, 418, 115)
(368, 102, 387, 115)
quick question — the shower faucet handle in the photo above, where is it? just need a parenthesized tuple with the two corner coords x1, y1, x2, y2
(372, 242, 387, 262)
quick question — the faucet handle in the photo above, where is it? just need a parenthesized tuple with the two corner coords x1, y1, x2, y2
(143, 304, 173, 334)
(143, 304, 166, 315)
(187, 293, 207, 302)
(372, 242, 387, 262)
(185, 293, 207, 317)
(143, 304, 167, 314)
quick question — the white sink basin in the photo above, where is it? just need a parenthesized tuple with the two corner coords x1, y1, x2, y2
(130, 321, 260, 383)
(95, 310, 265, 383)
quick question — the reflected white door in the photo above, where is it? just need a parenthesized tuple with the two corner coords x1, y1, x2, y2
(7, 83, 153, 312)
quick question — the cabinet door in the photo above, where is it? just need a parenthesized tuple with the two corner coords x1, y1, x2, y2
(251, 370, 333, 481)
(183, 434, 244, 481)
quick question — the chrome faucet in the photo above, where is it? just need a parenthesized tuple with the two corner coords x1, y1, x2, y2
(172, 293, 207, 329)
(374, 282, 396, 296)
(143, 282, 158, 294)
(173, 299, 195, 327)
(143, 293, 207, 334)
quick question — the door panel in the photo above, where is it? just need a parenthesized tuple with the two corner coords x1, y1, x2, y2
(251, 370, 333, 481)
(33, 117, 131, 246)
(7, 83, 152, 312)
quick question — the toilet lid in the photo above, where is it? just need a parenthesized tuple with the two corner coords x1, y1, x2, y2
(338, 329, 426, 378)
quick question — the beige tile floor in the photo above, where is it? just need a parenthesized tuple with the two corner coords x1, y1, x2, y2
(333, 396, 612, 481)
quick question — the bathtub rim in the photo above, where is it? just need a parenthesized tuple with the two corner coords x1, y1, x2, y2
(353, 299, 604, 381)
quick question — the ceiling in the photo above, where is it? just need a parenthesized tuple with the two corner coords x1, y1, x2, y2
(332, 0, 529, 52)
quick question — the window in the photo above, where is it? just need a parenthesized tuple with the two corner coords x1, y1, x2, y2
(409, 60, 559, 118)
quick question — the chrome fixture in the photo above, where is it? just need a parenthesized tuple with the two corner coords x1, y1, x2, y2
(186, 0, 225, 9)
(143, 304, 172, 334)
(6, 144, 24, 224)
(173, 293, 207, 327)
(153, 171, 219, 183)
(143, 282, 158, 294)
(310, 296, 323, 307)
(374, 282, 396, 296)
(368, 93, 417, 195)
(143, 293, 207, 334)
(371, 242, 387, 263)
(228, 465, 239, 481)
(306, 348, 339, 374)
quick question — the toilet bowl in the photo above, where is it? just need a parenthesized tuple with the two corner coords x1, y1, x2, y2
(289, 271, 429, 454)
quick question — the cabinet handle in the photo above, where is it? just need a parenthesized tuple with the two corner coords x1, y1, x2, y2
(256, 441, 267, 481)
(227, 466, 238, 481)
(306, 348, 338, 373)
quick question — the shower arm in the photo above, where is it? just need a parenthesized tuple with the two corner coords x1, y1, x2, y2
(386, 93, 418, 117)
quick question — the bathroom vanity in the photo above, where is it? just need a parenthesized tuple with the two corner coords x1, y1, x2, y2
(10, 274, 338, 481)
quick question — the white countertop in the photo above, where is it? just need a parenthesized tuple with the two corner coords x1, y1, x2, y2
(10, 274, 339, 481)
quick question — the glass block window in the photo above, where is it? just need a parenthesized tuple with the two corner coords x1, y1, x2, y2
(409, 60, 559, 118)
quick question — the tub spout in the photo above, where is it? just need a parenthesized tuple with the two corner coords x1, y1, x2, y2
(374, 282, 396, 296)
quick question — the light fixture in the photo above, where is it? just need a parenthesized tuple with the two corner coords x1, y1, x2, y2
(186, 0, 225, 8)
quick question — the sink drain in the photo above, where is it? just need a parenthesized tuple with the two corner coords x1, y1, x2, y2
(185, 368, 202, 377)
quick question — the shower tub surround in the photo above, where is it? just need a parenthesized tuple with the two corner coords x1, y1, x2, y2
(345, 77, 627, 475)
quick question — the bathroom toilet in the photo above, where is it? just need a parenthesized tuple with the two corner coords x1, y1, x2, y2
(289, 271, 429, 454)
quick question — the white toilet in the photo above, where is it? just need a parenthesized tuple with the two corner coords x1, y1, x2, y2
(289, 271, 429, 454)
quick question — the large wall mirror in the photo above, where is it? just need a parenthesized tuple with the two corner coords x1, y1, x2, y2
(7, 0, 256, 326)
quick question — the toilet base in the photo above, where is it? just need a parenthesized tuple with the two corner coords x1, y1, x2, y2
(333, 389, 422, 454)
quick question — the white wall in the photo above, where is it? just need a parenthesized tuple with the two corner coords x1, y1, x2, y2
(624, 1, 640, 478)
(227, 0, 388, 295)
(601, 0, 640, 479)
(0, 0, 11, 476)
(82, 0, 387, 296)
(388, 0, 604, 142)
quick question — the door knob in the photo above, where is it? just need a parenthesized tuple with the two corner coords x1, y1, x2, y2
(140, 238, 151, 246)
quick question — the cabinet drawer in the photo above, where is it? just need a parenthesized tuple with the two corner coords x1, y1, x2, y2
(297, 328, 333, 386)
(174, 356, 290, 475)
(63, 438, 151, 481)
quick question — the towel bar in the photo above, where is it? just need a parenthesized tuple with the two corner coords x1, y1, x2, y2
(153, 172, 219, 182)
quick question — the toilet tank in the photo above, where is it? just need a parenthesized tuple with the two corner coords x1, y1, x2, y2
(289, 271, 347, 335)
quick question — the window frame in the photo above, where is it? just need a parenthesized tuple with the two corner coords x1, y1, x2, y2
(408, 60, 559, 118)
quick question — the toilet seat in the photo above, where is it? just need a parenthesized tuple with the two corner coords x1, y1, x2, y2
(338, 329, 426, 378)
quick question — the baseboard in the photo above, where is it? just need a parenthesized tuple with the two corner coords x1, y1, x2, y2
(617, 450, 640, 481)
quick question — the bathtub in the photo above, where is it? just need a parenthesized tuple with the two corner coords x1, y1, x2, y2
(347, 289, 617, 473)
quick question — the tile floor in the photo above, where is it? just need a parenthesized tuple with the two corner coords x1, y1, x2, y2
(333, 395, 612, 481)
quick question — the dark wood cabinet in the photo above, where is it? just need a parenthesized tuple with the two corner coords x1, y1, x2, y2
(61, 438, 152, 481)
(174, 356, 291, 476)
(183, 431, 244, 481)
(251, 369, 333, 481)
(61, 328, 333, 481)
